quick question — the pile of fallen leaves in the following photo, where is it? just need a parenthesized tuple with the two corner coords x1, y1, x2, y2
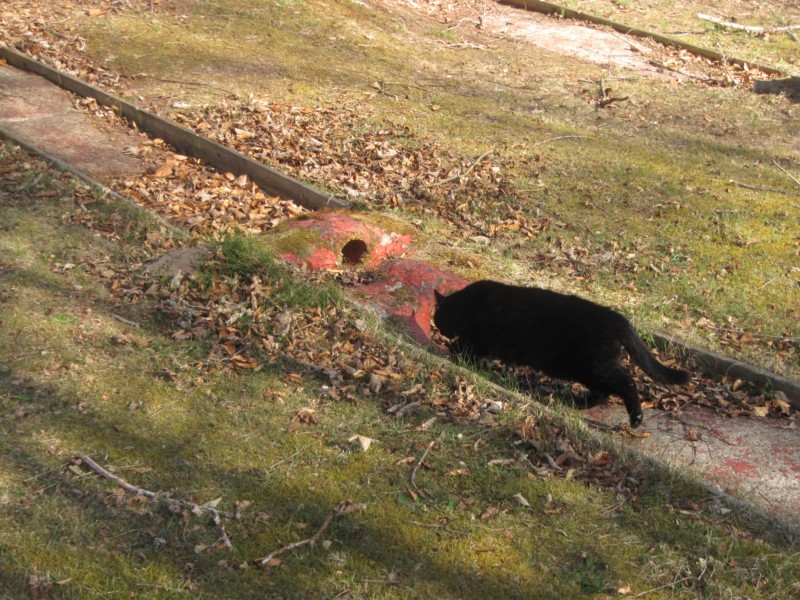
(643, 44, 778, 88)
(173, 100, 547, 240)
(646, 375, 797, 422)
(73, 91, 544, 242)
(116, 145, 306, 238)
(0, 0, 146, 89)
(68, 97, 308, 237)
(514, 415, 641, 501)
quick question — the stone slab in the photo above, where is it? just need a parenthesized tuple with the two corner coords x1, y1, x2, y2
(0, 64, 141, 180)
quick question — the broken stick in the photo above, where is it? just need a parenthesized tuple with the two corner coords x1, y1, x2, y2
(257, 500, 366, 567)
(697, 13, 800, 33)
(409, 440, 436, 500)
(425, 150, 493, 188)
(74, 454, 235, 547)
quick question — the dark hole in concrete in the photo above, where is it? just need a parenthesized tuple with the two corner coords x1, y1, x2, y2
(342, 239, 368, 265)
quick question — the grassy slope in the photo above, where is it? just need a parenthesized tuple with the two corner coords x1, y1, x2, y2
(73, 0, 800, 378)
(2, 146, 800, 597)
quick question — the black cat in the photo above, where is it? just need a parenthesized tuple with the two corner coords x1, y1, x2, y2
(433, 280, 690, 427)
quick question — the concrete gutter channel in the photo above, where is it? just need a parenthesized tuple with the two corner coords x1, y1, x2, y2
(2, 32, 800, 535)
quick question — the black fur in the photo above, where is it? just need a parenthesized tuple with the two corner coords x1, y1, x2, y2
(433, 280, 690, 427)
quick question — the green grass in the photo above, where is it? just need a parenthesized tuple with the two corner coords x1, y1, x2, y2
(217, 230, 342, 309)
(2, 139, 800, 598)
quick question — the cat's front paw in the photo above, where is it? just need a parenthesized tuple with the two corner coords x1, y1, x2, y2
(629, 412, 643, 428)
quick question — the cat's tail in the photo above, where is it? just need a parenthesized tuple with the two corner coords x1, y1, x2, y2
(622, 325, 690, 385)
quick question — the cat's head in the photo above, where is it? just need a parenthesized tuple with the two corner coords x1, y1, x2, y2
(432, 289, 457, 339)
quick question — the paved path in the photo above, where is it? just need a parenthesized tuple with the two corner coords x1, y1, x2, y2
(589, 402, 800, 528)
(0, 65, 141, 180)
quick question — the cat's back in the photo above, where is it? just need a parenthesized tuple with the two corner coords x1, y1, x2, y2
(473, 280, 624, 331)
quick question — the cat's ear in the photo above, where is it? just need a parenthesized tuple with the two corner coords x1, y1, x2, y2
(434, 289, 446, 304)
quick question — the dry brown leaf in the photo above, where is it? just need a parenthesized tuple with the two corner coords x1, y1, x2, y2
(348, 434, 376, 451)
(153, 164, 173, 178)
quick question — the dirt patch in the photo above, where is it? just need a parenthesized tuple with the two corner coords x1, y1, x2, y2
(481, 11, 665, 78)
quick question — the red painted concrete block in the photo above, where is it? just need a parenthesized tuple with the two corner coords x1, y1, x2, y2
(279, 212, 412, 269)
(359, 259, 470, 344)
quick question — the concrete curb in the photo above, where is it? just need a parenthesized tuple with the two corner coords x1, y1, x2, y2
(653, 333, 800, 409)
(0, 44, 348, 212)
(498, 0, 785, 76)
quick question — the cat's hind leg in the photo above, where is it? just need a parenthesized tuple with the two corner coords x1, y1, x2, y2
(564, 389, 608, 409)
(583, 366, 642, 428)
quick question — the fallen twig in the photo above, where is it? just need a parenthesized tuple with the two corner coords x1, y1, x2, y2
(698, 13, 800, 33)
(409, 520, 469, 536)
(425, 150, 493, 188)
(727, 179, 800, 196)
(73, 454, 236, 544)
(597, 78, 629, 108)
(409, 440, 436, 500)
(773, 160, 800, 189)
(711, 325, 794, 342)
(111, 313, 140, 327)
(630, 575, 694, 598)
(597, 95, 629, 108)
(257, 500, 366, 567)
(647, 59, 724, 84)
(543, 452, 564, 472)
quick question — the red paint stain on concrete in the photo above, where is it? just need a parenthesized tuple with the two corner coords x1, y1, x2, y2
(359, 259, 470, 344)
(722, 458, 759, 477)
(770, 445, 800, 479)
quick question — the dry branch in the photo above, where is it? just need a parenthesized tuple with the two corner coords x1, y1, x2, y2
(111, 313, 140, 327)
(531, 135, 589, 147)
(728, 179, 800, 196)
(597, 95, 629, 108)
(425, 150, 493, 188)
(773, 160, 800, 189)
(697, 13, 800, 33)
(257, 500, 366, 567)
(409, 440, 436, 500)
(74, 454, 236, 544)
